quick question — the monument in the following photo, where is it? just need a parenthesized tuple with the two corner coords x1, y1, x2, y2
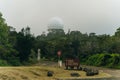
(37, 49, 41, 61)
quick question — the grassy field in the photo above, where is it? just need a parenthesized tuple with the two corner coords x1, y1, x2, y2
(0, 66, 111, 80)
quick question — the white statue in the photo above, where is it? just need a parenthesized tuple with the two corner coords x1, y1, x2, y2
(37, 49, 41, 61)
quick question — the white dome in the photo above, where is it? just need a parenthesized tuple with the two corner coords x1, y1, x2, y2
(48, 17, 64, 30)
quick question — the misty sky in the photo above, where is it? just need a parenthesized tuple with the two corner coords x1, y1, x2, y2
(0, 0, 120, 35)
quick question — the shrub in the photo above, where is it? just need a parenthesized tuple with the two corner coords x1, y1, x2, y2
(0, 59, 8, 66)
(85, 53, 120, 68)
(8, 59, 21, 66)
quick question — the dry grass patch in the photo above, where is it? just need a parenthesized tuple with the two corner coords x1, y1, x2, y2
(0, 66, 111, 80)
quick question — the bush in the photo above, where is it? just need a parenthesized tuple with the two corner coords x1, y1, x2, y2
(85, 53, 120, 68)
(8, 59, 21, 66)
(0, 60, 8, 66)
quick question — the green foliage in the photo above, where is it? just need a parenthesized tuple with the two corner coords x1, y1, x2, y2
(8, 57, 21, 66)
(85, 53, 120, 68)
(0, 12, 21, 66)
(28, 49, 37, 64)
(16, 27, 35, 63)
(0, 60, 8, 66)
(0, 12, 9, 45)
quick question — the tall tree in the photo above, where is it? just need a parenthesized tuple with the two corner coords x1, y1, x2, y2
(16, 27, 35, 63)
(0, 12, 9, 45)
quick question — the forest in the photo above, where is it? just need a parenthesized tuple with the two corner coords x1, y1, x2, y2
(0, 12, 120, 68)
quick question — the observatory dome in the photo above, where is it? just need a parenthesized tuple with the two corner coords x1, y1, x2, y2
(48, 17, 64, 30)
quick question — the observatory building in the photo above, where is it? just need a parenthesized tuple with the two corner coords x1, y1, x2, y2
(48, 17, 64, 33)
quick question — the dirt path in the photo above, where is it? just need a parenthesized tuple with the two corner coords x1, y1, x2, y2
(101, 69, 120, 80)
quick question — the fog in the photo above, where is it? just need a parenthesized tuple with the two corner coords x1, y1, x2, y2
(0, 0, 120, 35)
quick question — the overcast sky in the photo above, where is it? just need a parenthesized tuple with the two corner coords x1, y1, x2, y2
(0, 0, 120, 35)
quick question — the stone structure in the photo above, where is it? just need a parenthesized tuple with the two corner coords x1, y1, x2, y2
(37, 49, 41, 61)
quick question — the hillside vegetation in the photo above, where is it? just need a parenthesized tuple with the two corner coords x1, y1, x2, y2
(0, 12, 120, 68)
